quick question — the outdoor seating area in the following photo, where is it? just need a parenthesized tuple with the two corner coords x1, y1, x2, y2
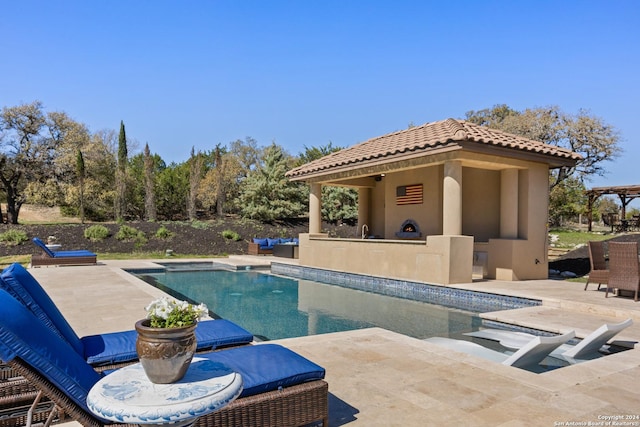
(585, 240, 640, 301)
(31, 237, 97, 267)
(0, 263, 328, 427)
(248, 237, 299, 256)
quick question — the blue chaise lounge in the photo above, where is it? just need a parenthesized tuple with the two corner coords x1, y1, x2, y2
(31, 237, 98, 267)
(0, 288, 329, 427)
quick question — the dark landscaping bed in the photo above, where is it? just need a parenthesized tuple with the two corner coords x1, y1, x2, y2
(0, 219, 358, 258)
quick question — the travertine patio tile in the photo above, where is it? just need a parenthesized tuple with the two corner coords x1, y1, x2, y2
(32, 260, 640, 427)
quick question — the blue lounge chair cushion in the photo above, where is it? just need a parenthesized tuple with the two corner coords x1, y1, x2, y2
(252, 238, 268, 247)
(0, 263, 84, 355)
(266, 238, 279, 248)
(32, 237, 56, 258)
(201, 344, 325, 398)
(0, 289, 102, 412)
(82, 319, 254, 365)
(279, 238, 292, 244)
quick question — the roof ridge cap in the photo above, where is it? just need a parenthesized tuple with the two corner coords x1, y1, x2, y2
(443, 118, 467, 139)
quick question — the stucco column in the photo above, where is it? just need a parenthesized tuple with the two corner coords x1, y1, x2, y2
(443, 160, 462, 235)
(309, 183, 322, 234)
(500, 169, 519, 238)
(357, 188, 370, 236)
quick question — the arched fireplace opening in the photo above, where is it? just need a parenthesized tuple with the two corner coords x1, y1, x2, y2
(395, 219, 422, 239)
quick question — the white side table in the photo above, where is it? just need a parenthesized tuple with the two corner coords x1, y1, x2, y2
(87, 357, 243, 426)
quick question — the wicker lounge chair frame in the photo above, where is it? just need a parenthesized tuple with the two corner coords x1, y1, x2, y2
(585, 241, 609, 291)
(7, 357, 329, 427)
(607, 242, 640, 301)
(31, 238, 97, 267)
(247, 241, 273, 255)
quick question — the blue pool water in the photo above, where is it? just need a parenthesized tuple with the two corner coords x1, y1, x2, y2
(130, 265, 484, 341)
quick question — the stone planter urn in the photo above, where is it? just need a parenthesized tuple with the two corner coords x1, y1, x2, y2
(135, 319, 197, 384)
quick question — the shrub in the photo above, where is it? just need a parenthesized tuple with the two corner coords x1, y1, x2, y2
(221, 229, 241, 241)
(116, 225, 147, 247)
(190, 220, 210, 230)
(84, 225, 110, 241)
(0, 230, 29, 246)
(155, 225, 174, 239)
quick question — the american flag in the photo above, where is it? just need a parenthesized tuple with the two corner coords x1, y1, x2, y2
(396, 184, 423, 205)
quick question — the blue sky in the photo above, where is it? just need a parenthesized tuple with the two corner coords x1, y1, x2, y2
(1, 1, 638, 189)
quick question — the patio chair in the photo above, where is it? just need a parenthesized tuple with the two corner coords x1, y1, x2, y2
(607, 242, 640, 301)
(0, 263, 254, 367)
(0, 289, 329, 427)
(31, 237, 97, 267)
(425, 331, 575, 370)
(465, 318, 633, 362)
(584, 241, 609, 291)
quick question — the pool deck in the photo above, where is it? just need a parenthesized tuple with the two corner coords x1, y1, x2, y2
(31, 257, 640, 426)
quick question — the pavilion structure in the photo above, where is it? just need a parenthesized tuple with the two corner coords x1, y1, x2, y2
(585, 185, 640, 231)
(286, 118, 581, 285)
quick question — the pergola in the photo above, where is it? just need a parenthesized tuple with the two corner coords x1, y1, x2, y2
(585, 184, 640, 231)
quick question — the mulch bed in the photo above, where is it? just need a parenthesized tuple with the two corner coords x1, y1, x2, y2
(0, 219, 357, 258)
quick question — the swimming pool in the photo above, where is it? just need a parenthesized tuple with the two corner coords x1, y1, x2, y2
(129, 265, 486, 341)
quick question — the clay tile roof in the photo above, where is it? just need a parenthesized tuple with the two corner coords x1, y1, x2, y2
(286, 118, 582, 179)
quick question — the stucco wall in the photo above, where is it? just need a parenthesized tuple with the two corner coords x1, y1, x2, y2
(462, 168, 500, 242)
(382, 165, 442, 238)
(298, 233, 474, 285)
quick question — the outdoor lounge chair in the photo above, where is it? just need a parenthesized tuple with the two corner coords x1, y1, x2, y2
(465, 318, 633, 363)
(31, 237, 97, 267)
(0, 289, 329, 427)
(585, 240, 609, 291)
(607, 242, 640, 301)
(0, 263, 255, 367)
(424, 331, 575, 370)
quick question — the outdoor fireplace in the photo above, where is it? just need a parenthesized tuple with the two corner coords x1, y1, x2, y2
(395, 219, 422, 239)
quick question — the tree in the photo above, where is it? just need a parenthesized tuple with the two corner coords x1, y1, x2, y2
(298, 143, 359, 224)
(76, 150, 86, 223)
(143, 143, 157, 221)
(465, 105, 622, 189)
(187, 147, 203, 221)
(198, 144, 232, 217)
(59, 129, 118, 221)
(115, 120, 128, 221)
(156, 162, 188, 220)
(0, 101, 53, 223)
(548, 177, 587, 226)
(240, 143, 306, 221)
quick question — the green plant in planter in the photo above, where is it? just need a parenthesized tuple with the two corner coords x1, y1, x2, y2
(144, 297, 208, 328)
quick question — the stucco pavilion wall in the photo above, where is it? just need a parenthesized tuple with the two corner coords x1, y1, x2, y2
(298, 233, 474, 285)
(486, 165, 550, 280)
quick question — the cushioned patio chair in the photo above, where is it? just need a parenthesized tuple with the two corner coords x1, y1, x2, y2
(0, 263, 255, 367)
(584, 241, 609, 291)
(31, 237, 98, 267)
(607, 242, 640, 301)
(425, 331, 575, 370)
(0, 289, 329, 427)
(465, 318, 633, 363)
